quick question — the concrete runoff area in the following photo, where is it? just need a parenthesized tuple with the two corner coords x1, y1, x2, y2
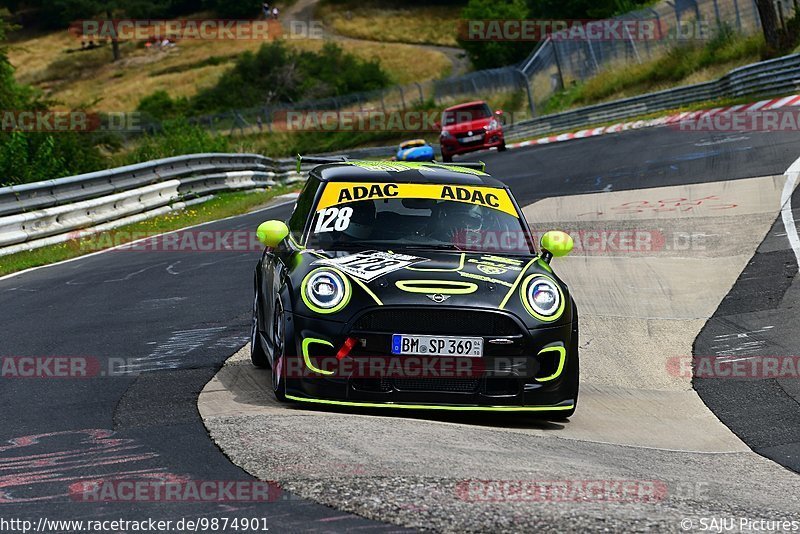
(200, 175, 800, 531)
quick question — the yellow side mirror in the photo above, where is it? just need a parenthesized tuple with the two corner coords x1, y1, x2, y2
(257, 220, 289, 248)
(540, 230, 573, 263)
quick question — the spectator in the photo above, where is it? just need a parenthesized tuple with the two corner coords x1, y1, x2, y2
(262, 2, 270, 18)
(272, 7, 279, 20)
(256, 116, 263, 132)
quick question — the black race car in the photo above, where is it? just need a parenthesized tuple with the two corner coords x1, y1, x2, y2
(252, 157, 578, 418)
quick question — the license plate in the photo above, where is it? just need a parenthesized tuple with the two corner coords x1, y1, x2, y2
(391, 334, 483, 357)
(460, 134, 483, 143)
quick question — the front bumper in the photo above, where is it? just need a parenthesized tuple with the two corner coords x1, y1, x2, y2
(283, 307, 577, 411)
(441, 130, 505, 157)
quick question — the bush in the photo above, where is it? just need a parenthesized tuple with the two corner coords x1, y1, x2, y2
(137, 41, 392, 119)
(123, 119, 230, 164)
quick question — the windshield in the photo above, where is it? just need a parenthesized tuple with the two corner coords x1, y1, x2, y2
(442, 104, 492, 126)
(306, 182, 533, 254)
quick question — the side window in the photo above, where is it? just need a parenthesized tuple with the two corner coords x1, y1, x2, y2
(288, 176, 320, 242)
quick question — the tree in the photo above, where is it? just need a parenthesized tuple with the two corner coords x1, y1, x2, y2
(458, 0, 532, 70)
(754, 0, 781, 51)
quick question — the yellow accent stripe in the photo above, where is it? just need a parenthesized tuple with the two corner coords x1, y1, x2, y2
(352, 277, 383, 306)
(301, 338, 335, 376)
(498, 258, 537, 310)
(406, 253, 466, 272)
(286, 395, 573, 412)
(536, 346, 567, 382)
(395, 280, 477, 295)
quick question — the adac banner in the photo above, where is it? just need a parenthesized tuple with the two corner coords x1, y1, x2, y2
(317, 182, 518, 217)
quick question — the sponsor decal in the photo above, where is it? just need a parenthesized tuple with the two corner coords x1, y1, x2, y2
(316, 182, 518, 216)
(313, 251, 424, 281)
(457, 270, 513, 287)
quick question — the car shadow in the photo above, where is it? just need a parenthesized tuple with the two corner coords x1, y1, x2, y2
(211, 359, 568, 431)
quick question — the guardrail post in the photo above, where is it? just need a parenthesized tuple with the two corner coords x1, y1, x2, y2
(515, 69, 536, 118)
(399, 87, 406, 110)
(733, 0, 742, 29)
(552, 41, 566, 91)
(415, 82, 424, 105)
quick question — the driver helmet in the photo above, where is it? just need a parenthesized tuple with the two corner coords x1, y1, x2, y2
(343, 201, 376, 240)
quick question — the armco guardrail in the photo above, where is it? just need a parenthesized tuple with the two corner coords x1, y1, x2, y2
(505, 53, 800, 141)
(0, 153, 311, 256)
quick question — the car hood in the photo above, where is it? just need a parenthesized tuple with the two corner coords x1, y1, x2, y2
(443, 118, 492, 135)
(289, 248, 568, 324)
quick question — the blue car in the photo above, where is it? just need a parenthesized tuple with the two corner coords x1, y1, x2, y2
(396, 139, 435, 162)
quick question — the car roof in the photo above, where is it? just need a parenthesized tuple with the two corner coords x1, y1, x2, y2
(312, 160, 506, 188)
(443, 100, 488, 111)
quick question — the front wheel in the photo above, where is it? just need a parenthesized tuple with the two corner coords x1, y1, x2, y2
(441, 152, 453, 163)
(250, 291, 269, 368)
(271, 300, 287, 402)
(498, 140, 507, 152)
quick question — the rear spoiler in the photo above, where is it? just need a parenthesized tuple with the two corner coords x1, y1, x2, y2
(296, 154, 486, 173)
(433, 161, 486, 172)
(297, 155, 348, 173)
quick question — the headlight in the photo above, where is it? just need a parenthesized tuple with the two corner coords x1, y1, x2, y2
(441, 130, 452, 139)
(521, 274, 564, 321)
(302, 268, 351, 313)
(485, 119, 499, 131)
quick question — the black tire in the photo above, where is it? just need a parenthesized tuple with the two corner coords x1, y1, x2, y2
(250, 291, 269, 368)
(442, 153, 453, 163)
(271, 300, 288, 402)
(498, 140, 507, 152)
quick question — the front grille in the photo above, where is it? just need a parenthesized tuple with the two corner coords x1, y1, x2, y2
(351, 378, 392, 393)
(352, 309, 520, 336)
(393, 378, 479, 393)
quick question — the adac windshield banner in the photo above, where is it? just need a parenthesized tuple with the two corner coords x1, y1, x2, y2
(317, 182, 518, 217)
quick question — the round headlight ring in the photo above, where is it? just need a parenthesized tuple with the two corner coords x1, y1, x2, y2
(521, 274, 565, 322)
(302, 268, 351, 314)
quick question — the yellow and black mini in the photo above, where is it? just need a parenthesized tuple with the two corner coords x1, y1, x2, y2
(251, 157, 578, 419)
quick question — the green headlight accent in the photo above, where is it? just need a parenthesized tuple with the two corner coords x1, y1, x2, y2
(286, 394, 574, 412)
(301, 267, 352, 314)
(541, 230, 574, 258)
(498, 258, 536, 310)
(301, 338, 335, 376)
(406, 253, 466, 272)
(256, 220, 289, 248)
(536, 345, 567, 382)
(520, 273, 565, 322)
(395, 280, 477, 294)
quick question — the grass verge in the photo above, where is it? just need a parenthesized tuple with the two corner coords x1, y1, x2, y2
(316, 1, 462, 47)
(541, 30, 765, 115)
(0, 186, 297, 278)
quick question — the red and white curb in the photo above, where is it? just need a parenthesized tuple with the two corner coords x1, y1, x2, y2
(507, 94, 800, 149)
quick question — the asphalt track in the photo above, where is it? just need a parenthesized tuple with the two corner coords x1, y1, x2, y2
(2, 125, 800, 531)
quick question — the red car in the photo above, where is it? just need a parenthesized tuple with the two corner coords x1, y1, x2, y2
(438, 101, 506, 162)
